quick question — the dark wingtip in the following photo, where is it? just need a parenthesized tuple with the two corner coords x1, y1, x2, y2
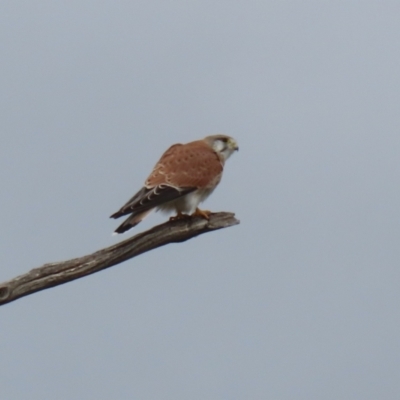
(110, 211, 123, 219)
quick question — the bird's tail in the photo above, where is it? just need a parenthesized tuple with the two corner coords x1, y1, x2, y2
(112, 209, 153, 234)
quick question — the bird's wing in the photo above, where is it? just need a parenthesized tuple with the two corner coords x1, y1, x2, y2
(146, 140, 223, 188)
(110, 185, 195, 219)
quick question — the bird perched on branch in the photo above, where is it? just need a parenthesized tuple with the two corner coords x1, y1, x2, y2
(110, 134, 239, 234)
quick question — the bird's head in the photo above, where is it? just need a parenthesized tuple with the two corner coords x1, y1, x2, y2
(204, 134, 239, 161)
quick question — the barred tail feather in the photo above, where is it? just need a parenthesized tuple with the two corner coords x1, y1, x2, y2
(113, 209, 153, 234)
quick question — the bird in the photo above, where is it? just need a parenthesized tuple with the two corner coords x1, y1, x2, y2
(110, 134, 239, 234)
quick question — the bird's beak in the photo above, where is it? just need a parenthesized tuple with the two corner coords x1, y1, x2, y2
(230, 139, 239, 152)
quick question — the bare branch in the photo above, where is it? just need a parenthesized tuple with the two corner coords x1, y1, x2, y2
(0, 212, 239, 306)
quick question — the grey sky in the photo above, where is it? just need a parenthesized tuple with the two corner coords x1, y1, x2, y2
(1, 1, 400, 399)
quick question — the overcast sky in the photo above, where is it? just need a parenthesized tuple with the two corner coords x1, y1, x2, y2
(1, 2, 400, 399)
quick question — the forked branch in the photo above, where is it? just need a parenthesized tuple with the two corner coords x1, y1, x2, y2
(0, 212, 239, 306)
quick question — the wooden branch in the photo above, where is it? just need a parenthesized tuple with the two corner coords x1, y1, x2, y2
(0, 212, 239, 306)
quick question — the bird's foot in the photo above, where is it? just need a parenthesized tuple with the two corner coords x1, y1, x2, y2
(169, 211, 190, 221)
(191, 208, 211, 220)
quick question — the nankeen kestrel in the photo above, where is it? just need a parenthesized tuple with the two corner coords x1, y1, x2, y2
(110, 134, 239, 234)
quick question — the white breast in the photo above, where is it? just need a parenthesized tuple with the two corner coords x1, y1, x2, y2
(157, 188, 216, 214)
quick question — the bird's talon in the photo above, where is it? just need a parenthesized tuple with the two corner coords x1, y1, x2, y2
(191, 208, 212, 220)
